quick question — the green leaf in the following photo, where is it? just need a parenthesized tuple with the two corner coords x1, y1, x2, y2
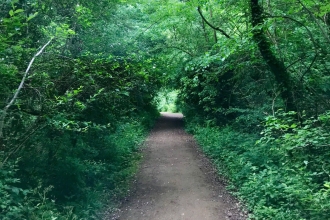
(11, 187, 19, 195)
(22, 189, 29, 196)
(27, 12, 38, 21)
(14, 9, 24, 14)
(290, 124, 297, 128)
(324, 182, 330, 188)
(121, 91, 129, 96)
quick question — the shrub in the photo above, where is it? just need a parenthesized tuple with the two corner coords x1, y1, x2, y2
(188, 111, 330, 219)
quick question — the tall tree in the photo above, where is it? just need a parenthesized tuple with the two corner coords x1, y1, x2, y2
(250, 0, 296, 111)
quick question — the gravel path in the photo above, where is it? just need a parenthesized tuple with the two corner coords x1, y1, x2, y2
(108, 113, 246, 220)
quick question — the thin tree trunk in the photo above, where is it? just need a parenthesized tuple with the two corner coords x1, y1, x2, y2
(201, 19, 209, 43)
(209, 7, 217, 43)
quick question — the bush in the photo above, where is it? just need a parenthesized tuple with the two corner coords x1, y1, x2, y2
(188, 111, 330, 219)
(0, 159, 27, 220)
(0, 159, 73, 220)
(0, 113, 156, 219)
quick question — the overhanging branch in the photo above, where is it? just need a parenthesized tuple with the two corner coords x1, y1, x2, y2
(197, 6, 231, 39)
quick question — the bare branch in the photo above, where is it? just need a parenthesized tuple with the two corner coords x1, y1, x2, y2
(0, 38, 53, 140)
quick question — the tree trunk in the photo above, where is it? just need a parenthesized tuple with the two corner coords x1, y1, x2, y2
(250, 0, 296, 111)
(209, 7, 217, 43)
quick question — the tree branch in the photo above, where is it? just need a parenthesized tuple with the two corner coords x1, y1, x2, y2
(297, 0, 330, 44)
(0, 38, 53, 139)
(197, 6, 231, 39)
(265, 15, 318, 81)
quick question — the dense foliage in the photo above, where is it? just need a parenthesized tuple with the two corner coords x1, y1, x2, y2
(0, 0, 161, 219)
(189, 111, 330, 219)
(1, 0, 330, 219)
(165, 0, 330, 219)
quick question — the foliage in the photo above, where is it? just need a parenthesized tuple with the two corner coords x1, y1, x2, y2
(0, 159, 28, 220)
(1, 0, 330, 218)
(0, 0, 161, 218)
(189, 110, 330, 219)
(154, 89, 179, 112)
(173, 2, 330, 217)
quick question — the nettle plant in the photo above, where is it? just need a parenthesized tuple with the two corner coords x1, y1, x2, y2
(258, 110, 330, 164)
(253, 110, 330, 219)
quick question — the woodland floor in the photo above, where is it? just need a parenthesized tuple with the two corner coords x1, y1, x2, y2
(106, 113, 247, 220)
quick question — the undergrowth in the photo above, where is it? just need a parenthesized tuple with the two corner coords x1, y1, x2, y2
(0, 114, 157, 220)
(187, 111, 330, 220)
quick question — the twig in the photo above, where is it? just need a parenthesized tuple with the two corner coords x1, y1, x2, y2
(272, 90, 280, 116)
(297, 0, 330, 44)
(266, 15, 318, 80)
(2, 123, 46, 166)
(322, 164, 330, 180)
(165, 46, 195, 57)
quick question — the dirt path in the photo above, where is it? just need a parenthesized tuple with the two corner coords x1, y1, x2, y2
(109, 113, 246, 220)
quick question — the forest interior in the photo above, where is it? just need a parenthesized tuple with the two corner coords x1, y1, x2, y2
(0, 0, 330, 219)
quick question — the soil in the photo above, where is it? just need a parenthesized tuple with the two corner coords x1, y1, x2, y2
(105, 112, 247, 220)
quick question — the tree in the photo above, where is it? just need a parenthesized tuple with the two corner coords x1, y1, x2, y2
(250, 0, 296, 111)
